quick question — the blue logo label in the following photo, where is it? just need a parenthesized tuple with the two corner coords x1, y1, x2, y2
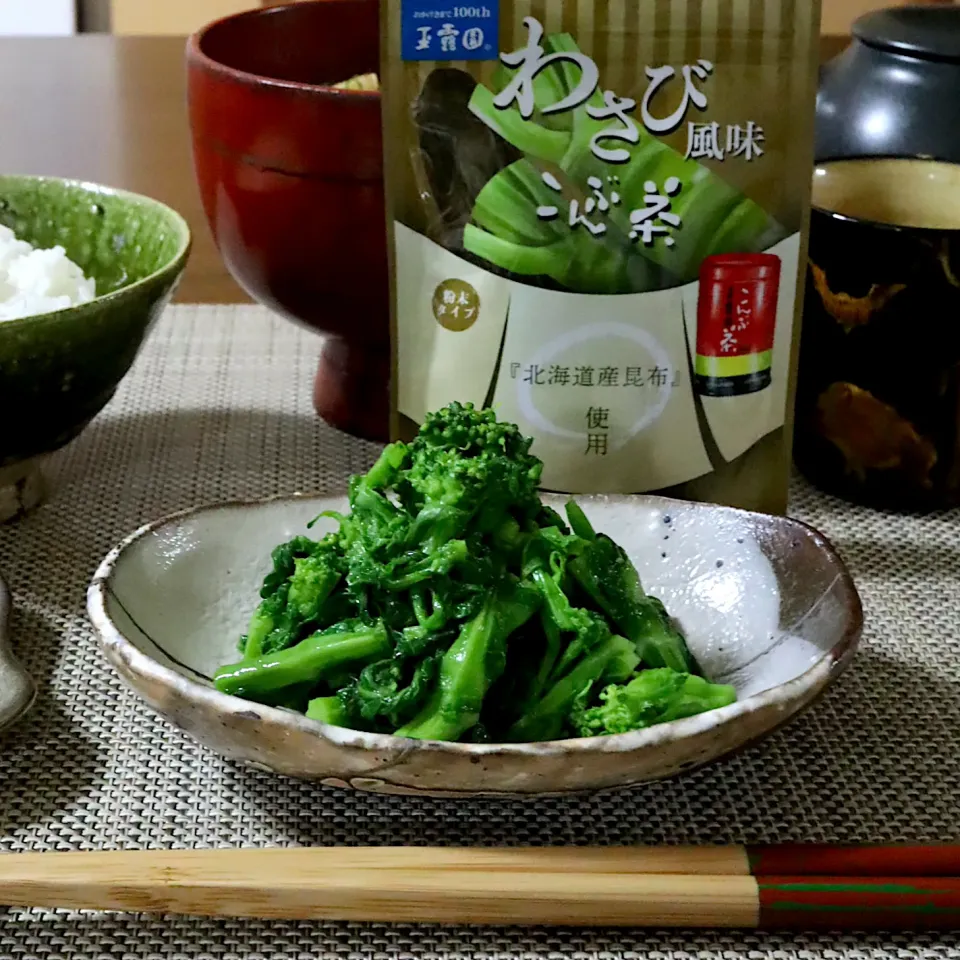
(401, 2, 499, 62)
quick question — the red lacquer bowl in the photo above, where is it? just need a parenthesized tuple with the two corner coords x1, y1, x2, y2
(187, 0, 388, 441)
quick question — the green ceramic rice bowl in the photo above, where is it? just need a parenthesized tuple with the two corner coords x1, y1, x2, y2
(0, 175, 190, 519)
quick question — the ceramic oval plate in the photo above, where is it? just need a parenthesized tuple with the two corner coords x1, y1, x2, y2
(0, 572, 35, 734)
(87, 494, 862, 797)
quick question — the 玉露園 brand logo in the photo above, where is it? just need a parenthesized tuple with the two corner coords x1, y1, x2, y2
(401, 1, 499, 61)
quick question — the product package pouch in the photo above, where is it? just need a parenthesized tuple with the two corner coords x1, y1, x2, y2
(381, 0, 822, 514)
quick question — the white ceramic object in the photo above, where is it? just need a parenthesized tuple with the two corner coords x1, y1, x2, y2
(0, 572, 35, 733)
(87, 494, 862, 797)
(0, 458, 46, 524)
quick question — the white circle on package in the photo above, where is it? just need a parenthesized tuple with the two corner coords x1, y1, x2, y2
(515, 321, 674, 448)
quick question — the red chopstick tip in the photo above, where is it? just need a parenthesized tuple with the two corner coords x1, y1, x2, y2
(759, 876, 960, 932)
(748, 845, 960, 879)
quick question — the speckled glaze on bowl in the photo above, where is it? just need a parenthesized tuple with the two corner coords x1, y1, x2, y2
(0, 176, 191, 519)
(87, 494, 862, 797)
(0, 571, 35, 734)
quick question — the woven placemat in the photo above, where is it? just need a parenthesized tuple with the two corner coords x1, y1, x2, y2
(1, 304, 958, 959)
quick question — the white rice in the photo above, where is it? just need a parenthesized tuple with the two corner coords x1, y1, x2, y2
(0, 224, 96, 321)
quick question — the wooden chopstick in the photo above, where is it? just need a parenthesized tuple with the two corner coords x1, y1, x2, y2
(2, 846, 960, 930)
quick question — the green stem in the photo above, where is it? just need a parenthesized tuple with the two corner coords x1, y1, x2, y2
(397, 582, 540, 741)
(214, 622, 390, 699)
(507, 635, 624, 742)
(306, 696, 351, 727)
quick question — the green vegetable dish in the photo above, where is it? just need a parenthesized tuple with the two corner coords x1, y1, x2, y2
(214, 403, 736, 742)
